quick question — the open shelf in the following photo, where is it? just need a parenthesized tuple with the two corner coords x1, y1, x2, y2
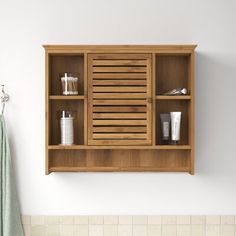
(155, 54, 190, 96)
(48, 149, 191, 172)
(49, 100, 84, 145)
(49, 54, 84, 96)
(156, 100, 190, 145)
(156, 95, 191, 100)
(48, 145, 191, 150)
(49, 95, 85, 100)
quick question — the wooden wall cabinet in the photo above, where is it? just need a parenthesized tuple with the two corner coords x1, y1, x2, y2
(44, 45, 196, 175)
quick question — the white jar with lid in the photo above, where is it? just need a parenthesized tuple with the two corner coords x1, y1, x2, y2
(60, 111, 74, 145)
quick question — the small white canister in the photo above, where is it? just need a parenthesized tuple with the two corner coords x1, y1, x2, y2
(60, 111, 74, 145)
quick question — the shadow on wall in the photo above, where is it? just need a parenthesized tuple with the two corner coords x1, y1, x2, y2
(195, 52, 236, 174)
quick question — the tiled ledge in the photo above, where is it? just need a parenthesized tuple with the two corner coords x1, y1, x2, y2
(22, 215, 236, 236)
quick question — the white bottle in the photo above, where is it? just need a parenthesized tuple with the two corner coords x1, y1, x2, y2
(60, 111, 74, 145)
(170, 112, 181, 144)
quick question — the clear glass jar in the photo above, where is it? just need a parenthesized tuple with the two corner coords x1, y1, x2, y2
(60, 73, 79, 95)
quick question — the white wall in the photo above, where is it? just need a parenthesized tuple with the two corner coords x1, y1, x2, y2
(0, 0, 236, 215)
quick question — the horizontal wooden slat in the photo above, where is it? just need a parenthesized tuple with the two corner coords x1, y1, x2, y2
(156, 95, 191, 100)
(93, 60, 147, 66)
(93, 106, 146, 112)
(93, 127, 146, 133)
(93, 73, 146, 79)
(49, 166, 191, 172)
(93, 93, 147, 99)
(93, 133, 147, 139)
(93, 113, 146, 119)
(48, 145, 191, 150)
(91, 54, 151, 60)
(93, 66, 146, 73)
(93, 100, 146, 105)
(93, 79, 146, 86)
(93, 120, 147, 126)
(93, 86, 146, 92)
(49, 95, 85, 100)
(88, 139, 151, 146)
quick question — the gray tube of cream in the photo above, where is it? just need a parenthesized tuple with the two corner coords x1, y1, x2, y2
(170, 112, 181, 144)
(160, 113, 170, 144)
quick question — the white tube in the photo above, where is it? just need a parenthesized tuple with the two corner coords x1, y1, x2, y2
(170, 112, 181, 144)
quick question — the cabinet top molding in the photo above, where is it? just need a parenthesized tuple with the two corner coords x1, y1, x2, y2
(43, 44, 197, 52)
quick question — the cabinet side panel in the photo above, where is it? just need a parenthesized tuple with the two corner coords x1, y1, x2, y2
(84, 53, 88, 145)
(45, 52, 49, 174)
(189, 52, 195, 174)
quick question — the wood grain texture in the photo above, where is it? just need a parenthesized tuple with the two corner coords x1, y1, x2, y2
(49, 149, 190, 171)
(48, 145, 191, 150)
(45, 52, 49, 174)
(87, 53, 152, 146)
(156, 55, 189, 95)
(44, 45, 196, 174)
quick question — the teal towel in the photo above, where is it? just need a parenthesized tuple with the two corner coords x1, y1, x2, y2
(0, 115, 24, 236)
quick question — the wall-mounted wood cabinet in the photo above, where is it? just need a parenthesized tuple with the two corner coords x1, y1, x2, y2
(44, 45, 196, 175)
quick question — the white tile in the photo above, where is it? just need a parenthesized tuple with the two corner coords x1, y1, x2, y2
(176, 216, 190, 225)
(162, 216, 177, 225)
(89, 225, 103, 236)
(104, 225, 118, 236)
(22, 215, 31, 225)
(191, 225, 205, 236)
(118, 225, 132, 236)
(133, 225, 147, 236)
(176, 225, 191, 236)
(45, 225, 60, 236)
(221, 216, 234, 225)
(191, 216, 205, 225)
(60, 216, 74, 225)
(147, 225, 161, 236)
(220, 225, 235, 236)
(31, 216, 45, 225)
(148, 216, 162, 225)
(119, 216, 132, 225)
(23, 225, 30, 236)
(74, 216, 89, 225)
(162, 225, 176, 236)
(133, 216, 147, 225)
(104, 216, 118, 225)
(74, 225, 89, 236)
(206, 225, 220, 236)
(89, 216, 103, 225)
(60, 225, 74, 236)
(30, 225, 45, 236)
(45, 216, 60, 225)
(206, 216, 220, 225)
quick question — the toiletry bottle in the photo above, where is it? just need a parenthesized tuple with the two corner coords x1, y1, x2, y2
(160, 113, 170, 144)
(60, 111, 74, 145)
(170, 112, 181, 144)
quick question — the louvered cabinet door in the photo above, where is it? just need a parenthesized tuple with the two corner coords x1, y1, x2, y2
(87, 54, 152, 145)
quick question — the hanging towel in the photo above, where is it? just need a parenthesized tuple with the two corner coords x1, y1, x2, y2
(0, 115, 24, 236)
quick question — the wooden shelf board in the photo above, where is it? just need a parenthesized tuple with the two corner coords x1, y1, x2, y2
(156, 95, 191, 100)
(49, 166, 190, 172)
(48, 145, 191, 150)
(49, 95, 85, 100)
